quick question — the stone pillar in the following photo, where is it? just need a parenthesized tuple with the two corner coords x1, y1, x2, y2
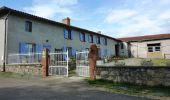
(41, 48, 49, 78)
(88, 44, 98, 80)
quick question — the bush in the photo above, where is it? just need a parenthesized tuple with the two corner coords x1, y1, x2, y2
(141, 60, 153, 66)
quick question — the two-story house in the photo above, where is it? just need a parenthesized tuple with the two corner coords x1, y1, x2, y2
(0, 6, 120, 65)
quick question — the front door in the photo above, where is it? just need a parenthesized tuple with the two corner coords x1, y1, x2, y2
(115, 44, 119, 57)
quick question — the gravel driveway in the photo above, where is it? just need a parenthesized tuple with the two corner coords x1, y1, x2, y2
(0, 76, 152, 100)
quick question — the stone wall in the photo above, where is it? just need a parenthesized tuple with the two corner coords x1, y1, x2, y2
(96, 66, 170, 86)
(0, 64, 42, 76)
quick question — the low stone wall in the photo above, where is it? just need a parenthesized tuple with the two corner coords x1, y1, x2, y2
(0, 64, 42, 76)
(96, 66, 170, 86)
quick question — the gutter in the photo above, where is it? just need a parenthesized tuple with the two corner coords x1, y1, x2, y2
(2, 11, 10, 72)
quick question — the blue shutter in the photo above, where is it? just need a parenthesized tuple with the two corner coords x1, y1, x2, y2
(63, 46, 67, 60)
(64, 29, 68, 39)
(36, 44, 42, 53)
(72, 48, 76, 57)
(19, 42, 25, 54)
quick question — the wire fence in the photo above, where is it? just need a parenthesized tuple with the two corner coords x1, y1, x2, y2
(7, 53, 42, 64)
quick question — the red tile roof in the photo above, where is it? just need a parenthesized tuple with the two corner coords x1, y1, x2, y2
(118, 33, 170, 42)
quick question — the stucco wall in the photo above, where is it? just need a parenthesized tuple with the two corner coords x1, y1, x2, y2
(0, 19, 5, 65)
(130, 40, 170, 59)
(7, 15, 117, 58)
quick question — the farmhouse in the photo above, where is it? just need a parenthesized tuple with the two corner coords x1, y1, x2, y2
(0, 6, 121, 65)
(119, 33, 170, 59)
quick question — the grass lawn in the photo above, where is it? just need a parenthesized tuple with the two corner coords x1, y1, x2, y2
(85, 79, 170, 99)
(151, 58, 170, 66)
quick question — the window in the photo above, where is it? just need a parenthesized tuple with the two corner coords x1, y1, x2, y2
(121, 43, 124, 49)
(155, 46, 160, 51)
(25, 21, 32, 32)
(147, 43, 161, 52)
(79, 32, 85, 42)
(64, 29, 72, 39)
(88, 34, 93, 43)
(25, 43, 35, 54)
(148, 46, 153, 52)
(103, 38, 107, 45)
(96, 36, 100, 44)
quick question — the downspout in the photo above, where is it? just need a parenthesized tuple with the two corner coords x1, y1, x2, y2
(2, 11, 10, 72)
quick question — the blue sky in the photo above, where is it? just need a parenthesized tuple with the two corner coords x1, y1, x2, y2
(0, 0, 170, 38)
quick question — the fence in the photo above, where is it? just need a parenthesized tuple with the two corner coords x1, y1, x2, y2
(48, 51, 68, 76)
(76, 50, 89, 77)
(7, 53, 42, 64)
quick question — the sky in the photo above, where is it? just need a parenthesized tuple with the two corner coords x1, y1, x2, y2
(0, 0, 170, 38)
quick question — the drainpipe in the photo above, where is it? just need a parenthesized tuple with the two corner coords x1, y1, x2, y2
(2, 11, 10, 72)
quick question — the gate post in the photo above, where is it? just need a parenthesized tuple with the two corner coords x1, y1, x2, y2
(41, 48, 49, 78)
(88, 44, 98, 80)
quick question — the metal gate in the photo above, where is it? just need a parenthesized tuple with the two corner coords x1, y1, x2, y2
(49, 51, 68, 77)
(76, 50, 89, 77)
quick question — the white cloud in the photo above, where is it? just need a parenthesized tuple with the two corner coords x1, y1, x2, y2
(105, 9, 136, 23)
(103, 1, 170, 38)
(24, 0, 78, 18)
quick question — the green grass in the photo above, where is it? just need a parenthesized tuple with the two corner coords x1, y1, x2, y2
(151, 59, 170, 66)
(86, 79, 170, 97)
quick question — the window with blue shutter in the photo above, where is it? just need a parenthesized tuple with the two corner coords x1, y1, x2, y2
(19, 42, 26, 54)
(88, 34, 93, 43)
(64, 29, 68, 39)
(79, 32, 85, 42)
(96, 36, 100, 44)
(64, 28, 72, 40)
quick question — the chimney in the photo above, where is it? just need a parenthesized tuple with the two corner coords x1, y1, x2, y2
(62, 17, 70, 25)
(97, 31, 101, 34)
